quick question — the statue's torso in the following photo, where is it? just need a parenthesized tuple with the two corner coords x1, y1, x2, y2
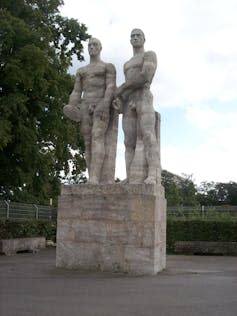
(78, 61, 108, 100)
(123, 52, 156, 108)
(124, 54, 144, 81)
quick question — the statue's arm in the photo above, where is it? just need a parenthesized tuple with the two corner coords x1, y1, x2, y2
(94, 63, 116, 120)
(68, 69, 82, 107)
(117, 51, 157, 99)
(141, 51, 157, 83)
(63, 70, 82, 122)
(104, 63, 116, 107)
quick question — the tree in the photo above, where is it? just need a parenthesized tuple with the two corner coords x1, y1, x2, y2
(161, 170, 182, 206)
(162, 170, 198, 206)
(178, 174, 198, 206)
(197, 181, 237, 205)
(0, 0, 90, 204)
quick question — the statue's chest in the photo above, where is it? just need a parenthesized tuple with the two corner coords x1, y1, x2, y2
(81, 65, 106, 80)
(124, 56, 144, 75)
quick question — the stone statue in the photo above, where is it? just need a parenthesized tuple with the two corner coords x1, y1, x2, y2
(57, 33, 166, 275)
(114, 29, 160, 184)
(63, 38, 118, 184)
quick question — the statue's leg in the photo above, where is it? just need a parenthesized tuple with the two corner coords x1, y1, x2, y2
(140, 94, 159, 184)
(80, 108, 92, 177)
(89, 116, 109, 184)
(122, 107, 137, 182)
(101, 106, 119, 184)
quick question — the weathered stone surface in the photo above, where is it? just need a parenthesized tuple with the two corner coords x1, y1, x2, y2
(56, 183, 166, 275)
(115, 29, 160, 185)
(63, 38, 117, 184)
(0, 237, 46, 255)
(100, 106, 118, 183)
(129, 112, 161, 185)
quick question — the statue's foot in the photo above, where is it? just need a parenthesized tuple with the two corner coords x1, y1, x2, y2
(144, 176, 156, 185)
(106, 180, 114, 184)
(119, 178, 129, 184)
(88, 177, 99, 184)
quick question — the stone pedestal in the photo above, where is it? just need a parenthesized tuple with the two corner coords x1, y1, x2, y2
(56, 183, 166, 275)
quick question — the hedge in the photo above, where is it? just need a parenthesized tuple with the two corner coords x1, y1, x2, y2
(0, 219, 56, 242)
(1, 218, 237, 254)
(167, 218, 237, 252)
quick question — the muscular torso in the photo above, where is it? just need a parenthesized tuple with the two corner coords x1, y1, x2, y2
(124, 54, 144, 82)
(122, 51, 157, 112)
(122, 51, 157, 101)
(78, 61, 110, 100)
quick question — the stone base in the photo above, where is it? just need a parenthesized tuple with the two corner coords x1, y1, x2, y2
(0, 237, 46, 255)
(175, 241, 237, 255)
(56, 183, 166, 275)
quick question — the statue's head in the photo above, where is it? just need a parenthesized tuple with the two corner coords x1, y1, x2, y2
(88, 38, 102, 56)
(130, 29, 145, 47)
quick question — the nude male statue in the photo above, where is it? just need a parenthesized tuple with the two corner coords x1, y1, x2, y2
(63, 38, 116, 184)
(114, 29, 159, 184)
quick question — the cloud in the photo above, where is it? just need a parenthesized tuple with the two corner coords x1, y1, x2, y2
(185, 105, 237, 131)
(61, 0, 237, 108)
(61, 0, 237, 184)
(162, 105, 237, 183)
(162, 137, 237, 185)
(185, 106, 222, 130)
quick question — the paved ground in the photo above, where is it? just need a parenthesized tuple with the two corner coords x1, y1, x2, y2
(0, 248, 237, 316)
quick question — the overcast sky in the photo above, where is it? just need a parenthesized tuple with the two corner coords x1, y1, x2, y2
(61, 0, 237, 184)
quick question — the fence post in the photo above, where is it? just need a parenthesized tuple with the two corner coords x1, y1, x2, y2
(201, 205, 205, 218)
(34, 204, 39, 220)
(4, 200, 10, 219)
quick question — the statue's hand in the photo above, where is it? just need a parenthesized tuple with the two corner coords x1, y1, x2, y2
(89, 104, 96, 115)
(63, 104, 81, 123)
(116, 84, 130, 102)
(94, 102, 109, 121)
(112, 97, 122, 113)
(128, 100, 136, 110)
(116, 85, 124, 97)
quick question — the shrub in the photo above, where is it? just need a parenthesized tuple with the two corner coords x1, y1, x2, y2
(167, 217, 237, 252)
(0, 219, 56, 241)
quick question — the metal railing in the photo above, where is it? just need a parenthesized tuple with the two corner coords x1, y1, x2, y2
(1, 200, 237, 220)
(167, 205, 237, 217)
(0, 200, 57, 220)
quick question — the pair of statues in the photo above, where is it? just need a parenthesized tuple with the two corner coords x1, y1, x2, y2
(64, 29, 160, 185)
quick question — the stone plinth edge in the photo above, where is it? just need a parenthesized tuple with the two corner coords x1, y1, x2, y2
(61, 183, 164, 196)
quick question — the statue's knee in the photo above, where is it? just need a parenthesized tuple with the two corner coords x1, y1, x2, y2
(124, 138, 136, 150)
(92, 128, 104, 141)
(143, 132, 154, 145)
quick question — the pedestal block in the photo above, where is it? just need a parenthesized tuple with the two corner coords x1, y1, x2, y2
(56, 183, 166, 275)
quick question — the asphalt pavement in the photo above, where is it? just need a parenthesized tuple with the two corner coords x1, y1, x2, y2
(0, 248, 237, 316)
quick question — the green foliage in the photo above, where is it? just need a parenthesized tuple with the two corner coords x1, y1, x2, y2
(162, 170, 237, 208)
(167, 217, 237, 252)
(0, 0, 90, 204)
(197, 181, 237, 206)
(162, 170, 198, 206)
(0, 218, 56, 241)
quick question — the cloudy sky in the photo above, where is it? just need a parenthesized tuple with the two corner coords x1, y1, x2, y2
(61, 0, 237, 184)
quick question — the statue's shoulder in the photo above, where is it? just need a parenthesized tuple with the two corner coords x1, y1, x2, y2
(124, 56, 134, 71)
(104, 62, 116, 74)
(144, 50, 157, 63)
(76, 65, 89, 76)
